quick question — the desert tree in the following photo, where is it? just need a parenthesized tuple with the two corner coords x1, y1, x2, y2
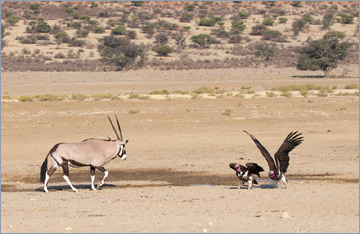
(296, 37, 351, 77)
(98, 36, 148, 71)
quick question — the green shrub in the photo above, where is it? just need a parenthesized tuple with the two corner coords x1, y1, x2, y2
(79, 15, 91, 21)
(266, 91, 277, 98)
(222, 109, 231, 116)
(199, 18, 216, 26)
(279, 17, 288, 24)
(35, 94, 60, 101)
(154, 45, 174, 56)
(111, 25, 126, 35)
(231, 21, 246, 31)
(18, 95, 34, 102)
(339, 13, 354, 24)
(91, 93, 117, 100)
(149, 90, 170, 95)
(6, 16, 19, 25)
(262, 18, 274, 26)
(238, 11, 250, 19)
(180, 12, 193, 22)
(192, 87, 214, 94)
(129, 109, 140, 114)
(71, 94, 88, 101)
(55, 31, 70, 43)
(99, 11, 109, 17)
(191, 34, 214, 48)
(345, 84, 359, 89)
(184, 3, 195, 11)
(35, 21, 51, 33)
(93, 26, 105, 34)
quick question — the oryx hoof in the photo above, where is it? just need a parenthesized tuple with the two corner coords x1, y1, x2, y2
(44, 189, 49, 193)
(91, 187, 97, 191)
(97, 184, 103, 190)
(72, 189, 78, 193)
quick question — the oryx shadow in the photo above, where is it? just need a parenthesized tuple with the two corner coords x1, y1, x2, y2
(35, 183, 116, 192)
(291, 75, 325, 79)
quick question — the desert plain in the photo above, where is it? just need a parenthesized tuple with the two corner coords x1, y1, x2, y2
(1, 66, 359, 233)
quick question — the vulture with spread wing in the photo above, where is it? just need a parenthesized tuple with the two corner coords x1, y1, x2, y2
(229, 162, 264, 189)
(243, 130, 303, 188)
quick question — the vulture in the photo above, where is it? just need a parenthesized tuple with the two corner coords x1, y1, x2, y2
(243, 130, 303, 188)
(229, 162, 264, 189)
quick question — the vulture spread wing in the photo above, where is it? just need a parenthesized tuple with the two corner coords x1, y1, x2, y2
(243, 131, 277, 171)
(246, 162, 264, 177)
(274, 131, 303, 173)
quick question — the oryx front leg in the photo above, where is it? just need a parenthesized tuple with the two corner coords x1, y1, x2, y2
(96, 166, 108, 190)
(62, 162, 78, 193)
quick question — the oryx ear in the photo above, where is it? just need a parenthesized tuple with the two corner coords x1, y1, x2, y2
(125, 140, 129, 144)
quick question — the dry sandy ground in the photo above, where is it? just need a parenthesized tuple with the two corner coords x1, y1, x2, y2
(1, 67, 359, 233)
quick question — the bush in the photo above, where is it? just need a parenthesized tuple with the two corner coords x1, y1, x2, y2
(292, 18, 306, 36)
(323, 31, 345, 39)
(111, 25, 126, 35)
(229, 34, 242, 43)
(199, 18, 216, 26)
(6, 16, 19, 25)
(180, 12, 193, 22)
(339, 13, 354, 24)
(262, 18, 275, 26)
(279, 17, 288, 24)
(154, 45, 174, 56)
(250, 24, 267, 35)
(98, 36, 148, 70)
(231, 21, 246, 32)
(184, 3, 195, 11)
(141, 23, 155, 36)
(99, 11, 109, 18)
(255, 42, 276, 60)
(262, 30, 283, 42)
(127, 30, 137, 39)
(132, 1, 144, 6)
(154, 33, 168, 44)
(322, 14, 334, 29)
(54, 31, 70, 43)
(93, 26, 105, 34)
(238, 11, 250, 19)
(79, 15, 91, 21)
(191, 34, 214, 48)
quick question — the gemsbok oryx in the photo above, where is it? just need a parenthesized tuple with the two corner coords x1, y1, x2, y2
(243, 130, 303, 188)
(40, 114, 128, 193)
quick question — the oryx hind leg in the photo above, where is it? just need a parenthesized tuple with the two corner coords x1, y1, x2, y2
(96, 166, 108, 189)
(90, 166, 97, 191)
(62, 162, 78, 192)
(44, 166, 57, 193)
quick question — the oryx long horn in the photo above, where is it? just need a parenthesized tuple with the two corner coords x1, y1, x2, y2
(115, 113, 123, 141)
(107, 114, 120, 140)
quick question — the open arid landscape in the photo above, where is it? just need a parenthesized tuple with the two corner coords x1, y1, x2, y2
(1, 1, 359, 233)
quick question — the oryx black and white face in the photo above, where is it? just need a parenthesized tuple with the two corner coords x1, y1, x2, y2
(118, 140, 129, 160)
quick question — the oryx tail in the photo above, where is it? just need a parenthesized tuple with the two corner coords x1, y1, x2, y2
(40, 144, 60, 183)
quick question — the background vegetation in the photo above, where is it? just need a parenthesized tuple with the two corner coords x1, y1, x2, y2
(1, 1, 358, 75)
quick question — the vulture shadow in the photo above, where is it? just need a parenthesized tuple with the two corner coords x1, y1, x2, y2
(228, 183, 278, 190)
(35, 183, 116, 192)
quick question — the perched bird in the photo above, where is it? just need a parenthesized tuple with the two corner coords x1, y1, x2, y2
(229, 162, 264, 189)
(243, 130, 303, 188)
